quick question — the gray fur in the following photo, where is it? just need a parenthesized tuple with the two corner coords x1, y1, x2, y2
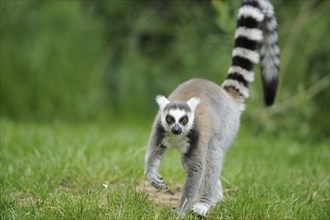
(144, 0, 279, 217)
(145, 79, 241, 217)
(164, 101, 191, 112)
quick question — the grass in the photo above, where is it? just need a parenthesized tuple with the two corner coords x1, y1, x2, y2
(0, 118, 329, 219)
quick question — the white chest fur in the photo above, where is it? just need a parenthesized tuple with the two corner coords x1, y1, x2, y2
(163, 133, 190, 154)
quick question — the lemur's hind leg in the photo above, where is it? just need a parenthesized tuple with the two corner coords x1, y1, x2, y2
(192, 138, 225, 217)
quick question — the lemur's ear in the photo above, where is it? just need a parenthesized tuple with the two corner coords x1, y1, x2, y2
(156, 95, 170, 110)
(187, 98, 200, 112)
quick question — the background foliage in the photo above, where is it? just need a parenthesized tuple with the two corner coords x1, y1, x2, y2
(1, 0, 329, 140)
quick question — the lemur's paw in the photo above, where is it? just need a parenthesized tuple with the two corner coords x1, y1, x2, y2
(145, 172, 168, 190)
(191, 203, 210, 217)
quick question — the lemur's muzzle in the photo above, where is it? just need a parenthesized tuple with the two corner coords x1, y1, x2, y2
(171, 124, 182, 135)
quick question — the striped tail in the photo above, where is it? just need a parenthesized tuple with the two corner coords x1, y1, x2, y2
(222, 0, 280, 108)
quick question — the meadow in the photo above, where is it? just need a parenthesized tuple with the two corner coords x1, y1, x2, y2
(1, 0, 329, 219)
(1, 118, 328, 219)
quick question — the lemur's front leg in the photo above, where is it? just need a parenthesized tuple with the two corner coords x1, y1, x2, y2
(144, 137, 168, 190)
(176, 149, 206, 217)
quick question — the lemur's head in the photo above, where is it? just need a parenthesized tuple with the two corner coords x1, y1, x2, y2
(156, 95, 200, 135)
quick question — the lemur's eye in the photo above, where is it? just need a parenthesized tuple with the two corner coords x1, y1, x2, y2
(180, 116, 189, 125)
(166, 115, 174, 124)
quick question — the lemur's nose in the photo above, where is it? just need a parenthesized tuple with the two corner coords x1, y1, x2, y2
(172, 125, 182, 135)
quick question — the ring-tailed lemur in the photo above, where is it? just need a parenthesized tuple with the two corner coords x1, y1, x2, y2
(144, 0, 279, 217)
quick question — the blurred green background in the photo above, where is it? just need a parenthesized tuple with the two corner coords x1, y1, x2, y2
(1, 0, 329, 140)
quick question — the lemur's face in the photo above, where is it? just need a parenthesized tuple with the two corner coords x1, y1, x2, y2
(156, 96, 200, 135)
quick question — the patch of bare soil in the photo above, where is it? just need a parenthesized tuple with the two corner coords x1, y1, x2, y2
(5, 192, 38, 207)
(135, 181, 182, 207)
